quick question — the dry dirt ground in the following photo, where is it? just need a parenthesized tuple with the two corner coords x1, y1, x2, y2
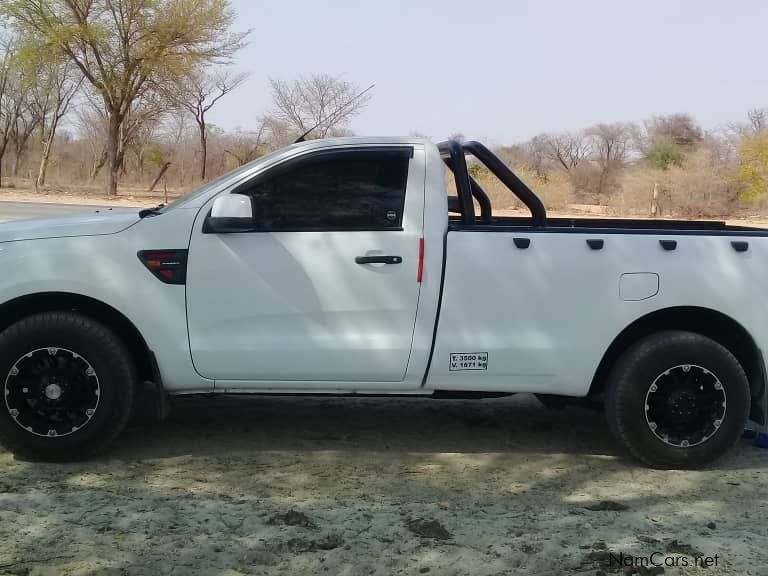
(0, 395, 766, 576)
(0, 187, 166, 208)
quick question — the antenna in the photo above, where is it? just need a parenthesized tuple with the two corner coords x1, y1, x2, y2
(294, 83, 375, 143)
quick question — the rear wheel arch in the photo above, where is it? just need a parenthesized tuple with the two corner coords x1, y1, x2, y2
(590, 306, 765, 424)
(605, 330, 750, 467)
(0, 292, 157, 385)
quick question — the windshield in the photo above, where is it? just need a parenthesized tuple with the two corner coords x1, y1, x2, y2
(158, 147, 292, 212)
(156, 163, 257, 213)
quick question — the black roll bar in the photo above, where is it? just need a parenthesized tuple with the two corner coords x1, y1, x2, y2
(468, 176, 492, 223)
(439, 140, 475, 225)
(443, 157, 492, 223)
(438, 139, 548, 227)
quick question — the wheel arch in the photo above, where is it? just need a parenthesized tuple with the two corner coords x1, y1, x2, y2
(0, 292, 159, 385)
(589, 306, 766, 425)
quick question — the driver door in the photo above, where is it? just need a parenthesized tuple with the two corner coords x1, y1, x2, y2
(185, 145, 425, 387)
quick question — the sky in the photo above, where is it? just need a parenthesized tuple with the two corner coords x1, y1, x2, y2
(212, 0, 768, 146)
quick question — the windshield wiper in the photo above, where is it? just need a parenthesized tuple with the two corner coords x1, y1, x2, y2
(138, 204, 165, 218)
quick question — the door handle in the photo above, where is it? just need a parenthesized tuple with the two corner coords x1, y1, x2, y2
(355, 255, 403, 265)
(513, 237, 531, 249)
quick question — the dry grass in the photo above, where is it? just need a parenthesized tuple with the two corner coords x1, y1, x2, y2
(0, 177, 186, 207)
(474, 167, 572, 211)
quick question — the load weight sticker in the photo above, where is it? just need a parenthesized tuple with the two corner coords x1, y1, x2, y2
(449, 352, 488, 371)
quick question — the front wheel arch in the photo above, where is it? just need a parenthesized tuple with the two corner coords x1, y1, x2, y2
(0, 292, 158, 386)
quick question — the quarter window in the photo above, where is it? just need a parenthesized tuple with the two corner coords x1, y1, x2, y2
(237, 149, 411, 231)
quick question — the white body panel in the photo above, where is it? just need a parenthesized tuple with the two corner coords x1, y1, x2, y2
(0, 136, 766, 401)
(428, 231, 768, 395)
(0, 208, 211, 392)
(0, 209, 138, 242)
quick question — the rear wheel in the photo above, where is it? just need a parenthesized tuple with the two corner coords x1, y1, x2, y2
(606, 331, 750, 468)
(0, 312, 136, 461)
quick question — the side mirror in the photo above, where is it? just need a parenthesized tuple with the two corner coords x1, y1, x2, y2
(203, 194, 254, 233)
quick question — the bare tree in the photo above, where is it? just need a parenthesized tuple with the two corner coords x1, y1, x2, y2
(9, 99, 40, 177)
(223, 121, 269, 166)
(747, 108, 767, 134)
(526, 134, 551, 180)
(645, 114, 703, 148)
(587, 122, 637, 196)
(495, 143, 534, 171)
(160, 109, 192, 185)
(31, 61, 81, 190)
(0, 38, 41, 185)
(269, 74, 373, 139)
(172, 67, 248, 180)
(540, 131, 592, 173)
(259, 115, 295, 148)
(0, 37, 22, 187)
(73, 102, 108, 181)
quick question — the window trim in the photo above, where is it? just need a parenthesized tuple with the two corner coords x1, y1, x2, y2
(223, 146, 415, 233)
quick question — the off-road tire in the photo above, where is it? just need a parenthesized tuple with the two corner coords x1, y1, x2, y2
(605, 330, 750, 469)
(0, 312, 136, 461)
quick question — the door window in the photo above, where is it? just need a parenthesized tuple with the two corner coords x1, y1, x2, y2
(236, 148, 411, 231)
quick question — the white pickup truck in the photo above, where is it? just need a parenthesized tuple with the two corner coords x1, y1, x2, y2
(0, 137, 765, 467)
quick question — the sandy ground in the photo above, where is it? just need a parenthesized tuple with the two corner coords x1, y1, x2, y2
(0, 187, 172, 208)
(0, 395, 766, 576)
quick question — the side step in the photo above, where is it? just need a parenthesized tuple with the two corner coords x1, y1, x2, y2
(432, 390, 513, 400)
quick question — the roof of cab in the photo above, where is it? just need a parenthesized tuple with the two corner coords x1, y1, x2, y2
(278, 135, 433, 154)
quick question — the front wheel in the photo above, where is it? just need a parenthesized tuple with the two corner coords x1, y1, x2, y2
(0, 312, 136, 461)
(606, 331, 750, 469)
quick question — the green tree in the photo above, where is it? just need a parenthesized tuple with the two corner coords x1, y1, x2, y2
(3, 0, 247, 195)
(737, 134, 768, 200)
(646, 139, 685, 170)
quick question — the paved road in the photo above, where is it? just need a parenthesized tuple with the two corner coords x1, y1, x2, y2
(0, 200, 111, 222)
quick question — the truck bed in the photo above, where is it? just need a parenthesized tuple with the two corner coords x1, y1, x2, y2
(450, 216, 768, 235)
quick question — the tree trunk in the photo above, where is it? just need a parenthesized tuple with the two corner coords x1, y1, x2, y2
(36, 136, 53, 192)
(650, 181, 659, 217)
(0, 141, 8, 188)
(199, 119, 207, 181)
(90, 148, 107, 181)
(36, 119, 59, 192)
(105, 111, 122, 196)
(137, 148, 145, 179)
(598, 168, 607, 198)
(12, 152, 22, 177)
(12, 125, 36, 178)
(148, 161, 171, 192)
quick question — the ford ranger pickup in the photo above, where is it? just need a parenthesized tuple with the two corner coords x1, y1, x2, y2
(0, 137, 765, 468)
